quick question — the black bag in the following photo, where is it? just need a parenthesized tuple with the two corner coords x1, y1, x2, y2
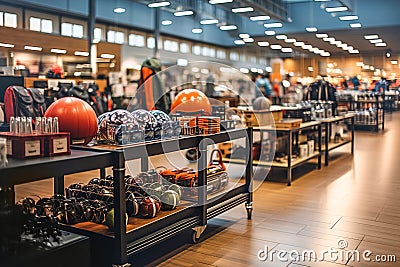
(27, 88, 46, 117)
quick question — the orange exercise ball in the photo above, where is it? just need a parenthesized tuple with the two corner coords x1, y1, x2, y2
(171, 89, 211, 115)
(45, 97, 98, 145)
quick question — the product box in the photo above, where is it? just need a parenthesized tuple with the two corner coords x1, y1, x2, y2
(0, 132, 44, 159)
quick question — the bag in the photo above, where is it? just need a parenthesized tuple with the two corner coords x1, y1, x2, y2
(4, 86, 46, 123)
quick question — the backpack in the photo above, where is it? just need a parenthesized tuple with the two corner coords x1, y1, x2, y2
(4, 86, 46, 123)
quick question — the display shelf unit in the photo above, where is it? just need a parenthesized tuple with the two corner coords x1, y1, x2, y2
(320, 114, 355, 166)
(253, 120, 322, 186)
(70, 128, 253, 267)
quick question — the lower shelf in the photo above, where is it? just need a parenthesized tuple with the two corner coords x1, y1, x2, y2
(322, 139, 351, 152)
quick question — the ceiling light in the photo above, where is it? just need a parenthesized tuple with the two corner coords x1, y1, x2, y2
(258, 41, 269, 47)
(250, 68, 258, 72)
(375, 43, 387, 47)
(239, 33, 250, 39)
(323, 37, 335, 42)
(369, 39, 383, 44)
(101, 53, 115, 59)
(148, 1, 170, 8)
(310, 48, 319, 52)
(192, 28, 202, 34)
(265, 30, 276, 35)
(285, 38, 296, 43)
(339, 15, 359, 21)
(316, 33, 328, 38)
(0, 43, 14, 48)
(265, 66, 272, 72)
(264, 22, 283, 28)
(364, 35, 379, 39)
(270, 44, 282, 50)
(234, 39, 245, 45)
(113, 7, 126, 13)
(391, 60, 398, 65)
(338, 43, 348, 48)
(302, 45, 312, 49)
(161, 20, 172, 25)
(209, 0, 232, 4)
(232, 7, 254, 13)
(51, 48, 67, 54)
(321, 52, 331, 57)
(307, 46, 315, 51)
(370, 66, 375, 70)
(294, 42, 305, 46)
(314, 49, 322, 54)
(240, 68, 249, 73)
(326, 6, 348, 12)
(356, 62, 364, 66)
(250, 15, 270, 21)
(177, 58, 188, 66)
(350, 23, 362, 28)
(243, 38, 254, 43)
(220, 25, 237, 30)
(349, 49, 360, 54)
(306, 27, 318, 32)
(74, 51, 89, 56)
(200, 19, 218, 25)
(276, 34, 287, 40)
(308, 66, 314, 72)
(362, 65, 369, 69)
(344, 46, 353, 50)
(281, 47, 293, 53)
(332, 41, 342, 45)
(174, 10, 194, 16)
(24, 45, 42, 51)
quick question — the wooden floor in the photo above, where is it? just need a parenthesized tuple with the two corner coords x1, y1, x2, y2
(16, 113, 400, 267)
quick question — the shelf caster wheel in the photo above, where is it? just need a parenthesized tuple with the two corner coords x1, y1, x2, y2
(245, 202, 253, 220)
(191, 225, 206, 244)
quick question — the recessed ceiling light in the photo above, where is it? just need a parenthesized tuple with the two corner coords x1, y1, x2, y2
(302, 44, 312, 49)
(200, 19, 218, 25)
(232, 7, 254, 13)
(331, 41, 342, 45)
(113, 7, 126, 13)
(339, 15, 359, 21)
(264, 22, 283, 28)
(326, 6, 348, 12)
(24, 45, 42, 51)
(323, 37, 335, 42)
(281, 47, 293, 53)
(51, 48, 67, 54)
(316, 33, 328, 38)
(307, 46, 315, 51)
(370, 66, 375, 70)
(209, 0, 232, 4)
(243, 38, 254, 43)
(192, 28, 203, 34)
(321, 52, 331, 57)
(239, 33, 250, 39)
(364, 34, 379, 39)
(285, 38, 296, 43)
(234, 39, 245, 45)
(349, 49, 360, 54)
(174, 10, 194, 16)
(258, 41, 269, 47)
(310, 48, 319, 52)
(350, 23, 362, 28)
(220, 25, 237, 30)
(270, 44, 282, 50)
(250, 15, 270, 21)
(265, 30, 276, 35)
(101, 53, 115, 59)
(391, 60, 398, 65)
(369, 39, 383, 44)
(148, 1, 170, 8)
(308, 66, 314, 72)
(294, 42, 305, 47)
(276, 34, 287, 40)
(240, 68, 249, 73)
(375, 43, 387, 47)
(0, 43, 15, 48)
(74, 51, 89, 56)
(250, 68, 258, 72)
(306, 27, 318, 32)
(161, 20, 172, 25)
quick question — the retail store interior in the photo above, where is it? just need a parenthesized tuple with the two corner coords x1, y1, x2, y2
(0, 0, 400, 266)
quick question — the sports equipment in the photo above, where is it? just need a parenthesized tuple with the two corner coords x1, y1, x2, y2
(171, 89, 211, 115)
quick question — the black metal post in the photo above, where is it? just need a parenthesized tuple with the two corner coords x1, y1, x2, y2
(325, 122, 329, 166)
(317, 124, 322, 169)
(287, 130, 292, 186)
(88, 0, 96, 65)
(246, 127, 253, 204)
(198, 137, 207, 226)
(54, 175, 64, 195)
(351, 116, 355, 154)
(154, 8, 160, 58)
(100, 168, 106, 179)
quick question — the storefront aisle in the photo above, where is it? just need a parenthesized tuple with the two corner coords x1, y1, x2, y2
(149, 114, 400, 267)
(15, 114, 400, 267)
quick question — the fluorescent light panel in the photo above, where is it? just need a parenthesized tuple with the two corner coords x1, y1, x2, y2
(24, 45, 42, 51)
(281, 47, 293, 53)
(265, 30, 276, 35)
(257, 41, 269, 47)
(316, 33, 328, 38)
(0, 43, 14, 48)
(200, 19, 218, 25)
(391, 60, 398, 65)
(285, 38, 296, 43)
(243, 38, 254, 43)
(375, 43, 387, 47)
(270, 44, 282, 50)
(350, 23, 362, 28)
(51, 48, 66, 54)
(339, 15, 359, 21)
(161, 20, 172, 25)
(74, 51, 89, 56)
(113, 7, 126, 13)
(234, 40, 245, 45)
(232, 7, 254, 13)
(306, 27, 318, 32)
(364, 34, 379, 39)
(192, 28, 202, 34)
(250, 15, 270, 21)
(294, 42, 305, 46)
(209, 0, 232, 4)
(369, 39, 383, 43)
(276, 34, 287, 40)
(174, 10, 193, 16)
(239, 33, 250, 39)
(148, 1, 170, 8)
(323, 37, 335, 42)
(101, 53, 115, 59)
(220, 25, 237, 30)
(264, 22, 283, 28)
(302, 44, 312, 49)
(326, 6, 348, 12)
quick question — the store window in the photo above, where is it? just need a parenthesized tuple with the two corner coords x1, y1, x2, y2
(147, 37, 162, 49)
(0, 12, 17, 28)
(202, 47, 210, 57)
(192, 45, 201, 55)
(259, 58, 267, 65)
(61, 22, 84, 38)
(250, 56, 257, 64)
(180, 43, 189, 53)
(209, 48, 216, 58)
(94, 28, 102, 42)
(108, 30, 125, 44)
(216, 49, 226, 59)
(30, 17, 52, 33)
(128, 34, 145, 47)
(240, 54, 246, 62)
(164, 40, 178, 52)
(230, 52, 239, 61)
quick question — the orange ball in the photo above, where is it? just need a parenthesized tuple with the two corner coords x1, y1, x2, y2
(45, 97, 98, 145)
(171, 89, 211, 115)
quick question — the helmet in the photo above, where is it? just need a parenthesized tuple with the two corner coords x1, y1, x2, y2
(98, 110, 137, 145)
(131, 109, 157, 141)
(149, 110, 172, 139)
